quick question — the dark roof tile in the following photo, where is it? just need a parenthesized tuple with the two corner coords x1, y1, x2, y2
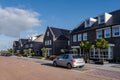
(49, 27, 70, 39)
(71, 9, 120, 34)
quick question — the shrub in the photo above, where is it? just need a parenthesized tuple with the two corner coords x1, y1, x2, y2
(15, 53, 23, 57)
(49, 55, 57, 60)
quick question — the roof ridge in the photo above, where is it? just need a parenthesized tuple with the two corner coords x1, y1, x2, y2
(49, 26, 70, 31)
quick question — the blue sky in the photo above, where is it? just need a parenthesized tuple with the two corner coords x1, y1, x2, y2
(0, 0, 120, 50)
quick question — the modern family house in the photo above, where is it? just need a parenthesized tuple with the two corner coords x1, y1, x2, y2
(43, 26, 70, 56)
(13, 34, 44, 55)
(71, 9, 120, 62)
(29, 34, 44, 56)
(13, 41, 20, 53)
(14, 39, 29, 53)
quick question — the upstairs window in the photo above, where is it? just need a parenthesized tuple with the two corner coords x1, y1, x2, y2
(45, 40, 52, 45)
(47, 31, 49, 36)
(49, 40, 52, 45)
(104, 28, 111, 38)
(96, 30, 102, 39)
(73, 35, 77, 42)
(85, 18, 97, 28)
(99, 15, 105, 24)
(83, 33, 87, 41)
(68, 41, 70, 46)
(112, 25, 120, 37)
(85, 20, 90, 27)
(30, 44, 33, 47)
(98, 13, 112, 24)
(78, 34, 82, 41)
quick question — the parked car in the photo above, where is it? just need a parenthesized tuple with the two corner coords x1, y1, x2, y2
(0, 53, 12, 56)
(53, 54, 85, 69)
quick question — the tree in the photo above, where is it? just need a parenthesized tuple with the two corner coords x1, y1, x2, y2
(7, 48, 14, 54)
(41, 47, 48, 58)
(95, 38, 108, 63)
(23, 48, 33, 57)
(28, 48, 32, 55)
(80, 41, 93, 63)
(23, 49, 29, 56)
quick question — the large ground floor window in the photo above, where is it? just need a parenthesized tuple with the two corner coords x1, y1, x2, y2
(90, 46, 113, 60)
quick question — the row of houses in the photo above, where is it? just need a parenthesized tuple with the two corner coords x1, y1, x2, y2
(13, 34, 44, 56)
(13, 27, 70, 56)
(13, 9, 120, 62)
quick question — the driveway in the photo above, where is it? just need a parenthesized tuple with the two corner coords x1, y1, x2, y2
(0, 56, 120, 80)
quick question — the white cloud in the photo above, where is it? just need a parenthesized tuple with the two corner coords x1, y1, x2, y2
(20, 29, 39, 38)
(0, 6, 41, 37)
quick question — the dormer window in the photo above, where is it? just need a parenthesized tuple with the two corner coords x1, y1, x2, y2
(85, 20, 90, 27)
(99, 15, 105, 24)
(98, 13, 112, 24)
(85, 18, 97, 28)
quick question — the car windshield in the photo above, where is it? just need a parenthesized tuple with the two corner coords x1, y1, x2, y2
(72, 55, 81, 59)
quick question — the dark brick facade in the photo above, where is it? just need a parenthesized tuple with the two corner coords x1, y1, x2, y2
(44, 27, 70, 56)
(71, 10, 120, 62)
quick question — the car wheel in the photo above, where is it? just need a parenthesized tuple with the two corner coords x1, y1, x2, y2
(53, 61, 57, 67)
(67, 63, 72, 69)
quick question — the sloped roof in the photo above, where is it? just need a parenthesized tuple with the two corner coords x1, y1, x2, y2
(13, 41, 19, 46)
(71, 9, 120, 34)
(33, 34, 44, 42)
(49, 27, 70, 39)
(19, 39, 29, 45)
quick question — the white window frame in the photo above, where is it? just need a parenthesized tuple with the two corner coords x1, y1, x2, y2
(49, 40, 51, 45)
(85, 20, 90, 28)
(68, 40, 70, 46)
(112, 25, 120, 37)
(90, 46, 113, 60)
(30, 44, 33, 47)
(78, 34, 82, 41)
(98, 15, 105, 24)
(83, 33, 87, 41)
(96, 30, 102, 39)
(104, 27, 111, 38)
(73, 35, 77, 42)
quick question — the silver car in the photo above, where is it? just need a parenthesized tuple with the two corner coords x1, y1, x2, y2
(53, 54, 85, 69)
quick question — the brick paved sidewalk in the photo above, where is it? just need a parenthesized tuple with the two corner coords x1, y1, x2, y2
(85, 63, 120, 72)
(86, 69, 120, 80)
